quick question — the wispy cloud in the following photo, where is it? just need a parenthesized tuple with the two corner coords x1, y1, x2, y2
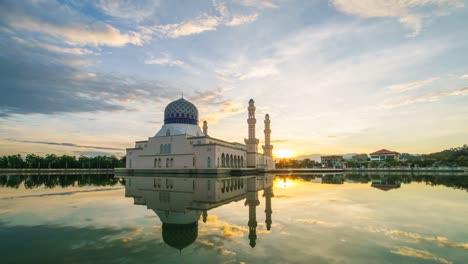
(383, 87, 468, 108)
(330, 0, 464, 37)
(144, 53, 185, 67)
(7, 139, 123, 151)
(367, 226, 468, 250)
(234, 0, 278, 9)
(0, 37, 178, 117)
(148, 1, 258, 39)
(189, 89, 242, 123)
(225, 13, 259, 27)
(12, 37, 95, 55)
(387, 77, 439, 93)
(461, 74, 468, 79)
(2, 4, 145, 47)
(272, 139, 288, 143)
(95, 0, 160, 23)
(391, 247, 452, 264)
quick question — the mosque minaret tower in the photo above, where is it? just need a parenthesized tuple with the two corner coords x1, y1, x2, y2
(202, 120, 208, 135)
(245, 99, 260, 168)
(262, 114, 273, 157)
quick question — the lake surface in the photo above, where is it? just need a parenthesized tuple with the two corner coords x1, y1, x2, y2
(1, 173, 467, 264)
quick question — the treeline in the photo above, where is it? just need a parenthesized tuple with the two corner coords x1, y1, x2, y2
(349, 145, 468, 168)
(275, 145, 468, 168)
(276, 158, 319, 169)
(284, 174, 468, 192)
(0, 154, 126, 169)
(0, 174, 122, 189)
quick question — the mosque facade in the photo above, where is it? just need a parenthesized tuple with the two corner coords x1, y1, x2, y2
(125, 98, 275, 170)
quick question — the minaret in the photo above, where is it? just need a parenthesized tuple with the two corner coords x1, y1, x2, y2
(245, 177, 260, 248)
(202, 210, 208, 223)
(263, 185, 274, 230)
(244, 99, 259, 168)
(202, 120, 208, 135)
(262, 114, 273, 157)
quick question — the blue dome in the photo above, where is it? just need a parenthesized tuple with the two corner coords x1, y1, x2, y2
(164, 98, 199, 125)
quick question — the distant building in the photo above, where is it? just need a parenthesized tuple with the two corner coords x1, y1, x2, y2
(369, 149, 400, 162)
(371, 178, 401, 191)
(320, 155, 344, 168)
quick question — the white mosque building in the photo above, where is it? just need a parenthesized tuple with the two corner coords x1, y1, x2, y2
(125, 98, 275, 171)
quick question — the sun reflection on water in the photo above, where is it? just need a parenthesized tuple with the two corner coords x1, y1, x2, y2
(274, 177, 298, 189)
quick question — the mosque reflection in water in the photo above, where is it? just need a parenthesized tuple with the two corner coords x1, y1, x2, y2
(123, 174, 274, 250)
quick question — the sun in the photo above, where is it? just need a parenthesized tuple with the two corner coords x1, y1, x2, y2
(274, 149, 295, 159)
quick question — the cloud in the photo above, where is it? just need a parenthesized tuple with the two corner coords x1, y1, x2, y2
(95, 0, 160, 23)
(74, 151, 123, 157)
(7, 139, 123, 151)
(391, 247, 452, 264)
(461, 74, 468, 79)
(12, 37, 95, 55)
(148, 1, 258, 39)
(367, 226, 468, 250)
(225, 14, 259, 27)
(234, 0, 278, 9)
(330, 0, 464, 36)
(0, 37, 177, 117)
(387, 77, 439, 93)
(383, 87, 468, 108)
(189, 89, 242, 123)
(272, 139, 288, 143)
(144, 53, 185, 67)
(0, 0, 147, 47)
(151, 15, 221, 38)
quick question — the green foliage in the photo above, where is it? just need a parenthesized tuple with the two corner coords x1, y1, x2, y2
(275, 145, 468, 168)
(0, 154, 126, 169)
(275, 158, 319, 168)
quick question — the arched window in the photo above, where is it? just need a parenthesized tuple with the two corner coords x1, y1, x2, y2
(160, 144, 163, 153)
(154, 159, 158, 168)
(158, 158, 161, 168)
(166, 158, 169, 168)
(230, 155, 233, 168)
(207, 157, 211, 168)
(170, 158, 174, 168)
(221, 154, 225, 167)
(217, 157, 220, 167)
(241, 157, 244, 167)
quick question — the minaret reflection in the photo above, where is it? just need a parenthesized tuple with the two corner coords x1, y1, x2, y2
(123, 174, 274, 251)
(245, 177, 260, 248)
(264, 185, 274, 231)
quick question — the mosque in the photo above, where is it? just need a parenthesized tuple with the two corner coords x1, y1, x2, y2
(125, 98, 275, 171)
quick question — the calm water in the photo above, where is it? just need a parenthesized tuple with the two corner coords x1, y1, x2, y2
(1, 173, 467, 264)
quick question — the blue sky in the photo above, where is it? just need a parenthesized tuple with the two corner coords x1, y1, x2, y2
(0, 0, 467, 157)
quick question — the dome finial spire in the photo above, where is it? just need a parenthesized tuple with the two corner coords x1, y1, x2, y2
(181, 92, 184, 99)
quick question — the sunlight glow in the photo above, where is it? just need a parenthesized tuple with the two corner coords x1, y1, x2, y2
(274, 178, 297, 189)
(274, 149, 295, 159)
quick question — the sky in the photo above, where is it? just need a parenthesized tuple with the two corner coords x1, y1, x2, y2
(0, 0, 467, 158)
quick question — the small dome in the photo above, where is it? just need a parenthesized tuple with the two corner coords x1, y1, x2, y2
(164, 98, 198, 125)
(249, 99, 255, 103)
